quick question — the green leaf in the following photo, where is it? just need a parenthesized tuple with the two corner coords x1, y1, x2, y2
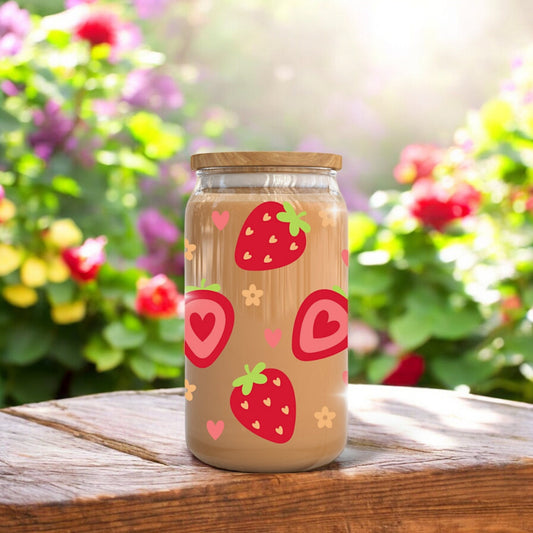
(429, 352, 501, 389)
(1, 322, 54, 365)
(389, 310, 433, 350)
(366, 355, 398, 384)
(154, 364, 182, 379)
(103, 321, 146, 349)
(159, 317, 185, 342)
(8, 362, 64, 404)
(433, 306, 482, 340)
(50, 334, 86, 370)
(332, 285, 347, 297)
(480, 99, 514, 139)
(349, 261, 393, 296)
(47, 30, 70, 48)
(84, 336, 124, 372)
(128, 353, 157, 381)
(348, 213, 377, 253)
(46, 281, 76, 306)
(52, 175, 82, 197)
(141, 340, 184, 366)
(276, 202, 310, 236)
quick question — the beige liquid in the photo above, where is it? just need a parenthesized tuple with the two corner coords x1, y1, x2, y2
(184, 179, 347, 472)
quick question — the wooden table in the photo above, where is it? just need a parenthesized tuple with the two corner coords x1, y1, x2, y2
(1, 385, 532, 532)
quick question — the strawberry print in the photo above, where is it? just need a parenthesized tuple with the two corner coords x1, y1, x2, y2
(292, 289, 348, 361)
(185, 279, 234, 368)
(230, 362, 296, 444)
(235, 201, 310, 271)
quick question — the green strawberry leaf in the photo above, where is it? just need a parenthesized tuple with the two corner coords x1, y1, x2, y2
(332, 285, 347, 297)
(185, 278, 221, 292)
(232, 362, 267, 395)
(276, 201, 311, 236)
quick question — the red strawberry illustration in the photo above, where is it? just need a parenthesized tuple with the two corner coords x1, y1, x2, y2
(230, 362, 296, 444)
(235, 201, 310, 271)
(185, 279, 234, 368)
(292, 288, 348, 361)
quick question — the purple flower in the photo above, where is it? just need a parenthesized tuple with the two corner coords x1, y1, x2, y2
(1, 79, 20, 96)
(137, 249, 184, 277)
(0, 1, 30, 58)
(122, 69, 183, 112)
(29, 100, 76, 161)
(134, 0, 168, 19)
(138, 208, 180, 251)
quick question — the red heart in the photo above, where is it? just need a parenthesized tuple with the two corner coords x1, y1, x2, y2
(312, 310, 340, 339)
(191, 312, 215, 341)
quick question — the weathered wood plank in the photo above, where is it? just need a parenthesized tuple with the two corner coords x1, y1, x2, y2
(1, 385, 532, 532)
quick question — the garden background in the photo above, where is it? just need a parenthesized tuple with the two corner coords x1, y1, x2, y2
(1, 0, 533, 405)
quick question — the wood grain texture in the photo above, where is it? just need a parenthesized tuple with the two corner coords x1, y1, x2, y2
(1, 385, 532, 533)
(190, 151, 343, 170)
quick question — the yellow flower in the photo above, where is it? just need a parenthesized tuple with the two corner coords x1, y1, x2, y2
(47, 219, 83, 248)
(314, 406, 336, 429)
(185, 379, 197, 401)
(20, 257, 48, 287)
(0, 198, 16, 222)
(2, 285, 38, 308)
(184, 238, 196, 261)
(46, 255, 70, 283)
(242, 283, 263, 306)
(0, 244, 22, 276)
(51, 301, 86, 324)
(319, 210, 336, 227)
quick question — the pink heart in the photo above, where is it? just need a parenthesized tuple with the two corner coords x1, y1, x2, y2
(212, 211, 229, 230)
(341, 249, 349, 267)
(342, 370, 349, 384)
(264, 328, 282, 348)
(206, 420, 224, 440)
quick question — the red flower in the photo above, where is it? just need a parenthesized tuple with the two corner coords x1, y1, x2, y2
(383, 354, 425, 386)
(394, 144, 444, 184)
(75, 10, 119, 47)
(408, 177, 481, 231)
(62, 236, 107, 282)
(135, 274, 183, 318)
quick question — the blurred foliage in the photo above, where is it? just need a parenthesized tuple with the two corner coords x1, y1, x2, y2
(1, 0, 533, 406)
(346, 51, 533, 401)
(0, 0, 233, 406)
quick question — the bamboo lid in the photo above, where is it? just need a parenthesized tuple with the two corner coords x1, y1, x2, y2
(190, 151, 342, 171)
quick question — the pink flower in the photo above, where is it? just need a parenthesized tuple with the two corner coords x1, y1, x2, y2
(408, 177, 481, 232)
(0, 184, 4, 202)
(0, 1, 30, 58)
(62, 236, 107, 282)
(394, 144, 444, 184)
(382, 354, 425, 386)
(135, 274, 183, 318)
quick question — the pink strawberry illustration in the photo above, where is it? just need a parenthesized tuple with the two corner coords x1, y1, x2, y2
(185, 279, 234, 368)
(292, 288, 348, 361)
(235, 201, 310, 271)
(230, 362, 296, 444)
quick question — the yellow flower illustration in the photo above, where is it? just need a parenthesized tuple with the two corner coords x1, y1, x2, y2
(2, 285, 38, 308)
(185, 379, 197, 401)
(319, 210, 336, 227)
(314, 406, 336, 429)
(184, 238, 196, 261)
(242, 283, 263, 306)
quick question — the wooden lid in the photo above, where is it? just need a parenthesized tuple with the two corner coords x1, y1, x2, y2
(190, 151, 342, 171)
